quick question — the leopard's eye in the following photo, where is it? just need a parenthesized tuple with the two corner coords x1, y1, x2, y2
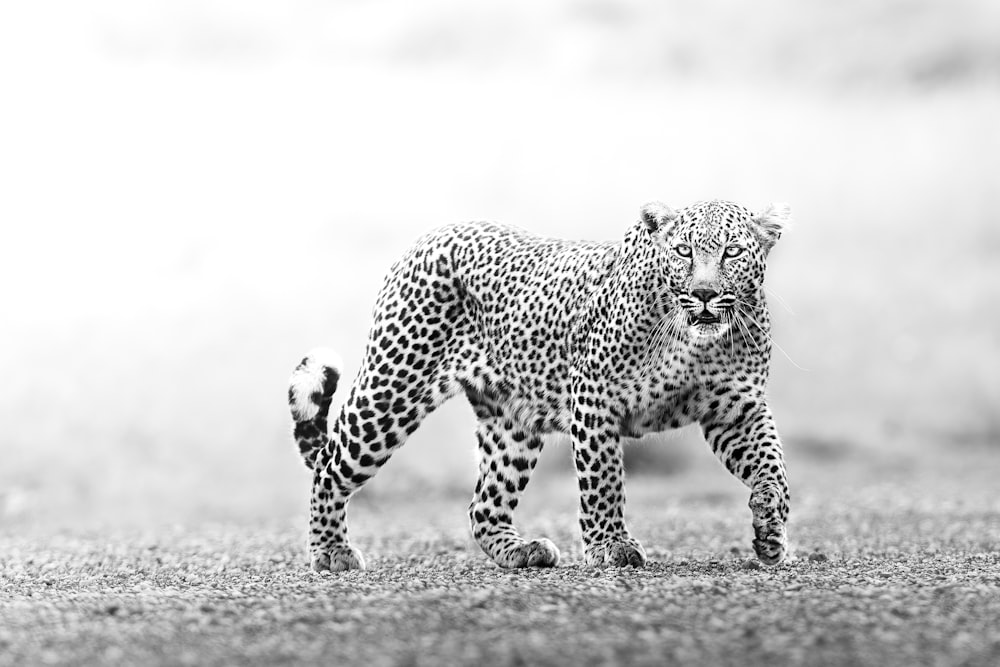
(675, 244, 692, 258)
(723, 245, 744, 258)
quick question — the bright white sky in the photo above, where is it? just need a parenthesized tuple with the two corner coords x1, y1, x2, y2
(1, 0, 997, 333)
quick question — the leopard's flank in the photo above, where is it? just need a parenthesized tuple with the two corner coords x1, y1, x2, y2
(289, 199, 792, 571)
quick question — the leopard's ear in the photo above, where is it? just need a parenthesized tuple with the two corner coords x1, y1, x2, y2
(751, 203, 791, 251)
(640, 201, 679, 234)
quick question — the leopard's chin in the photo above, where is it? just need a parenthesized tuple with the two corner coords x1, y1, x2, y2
(689, 321, 730, 340)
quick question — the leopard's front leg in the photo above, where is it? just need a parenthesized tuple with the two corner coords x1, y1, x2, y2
(702, 402, 790, 565)
(570, 395, 646, 567)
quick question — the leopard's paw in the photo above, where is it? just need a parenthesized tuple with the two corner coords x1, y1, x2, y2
(311, 545, 365, 572)
(749, 485, 788, 566)
(752, 521, 787, 566)
(496, 538, 561, 569)
(585, 537, 647, 567)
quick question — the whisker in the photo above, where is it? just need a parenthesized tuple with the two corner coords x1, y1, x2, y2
(642, 308, 684, 374)
(764, 286, 794, 315)
(659, 310, 683, 354)
(725, 310, 736, 357)
(738, 306, 809, 371)
(730, 294, 762, 352)
(733, 309, 759, 354)
(639, 309, 674, 373)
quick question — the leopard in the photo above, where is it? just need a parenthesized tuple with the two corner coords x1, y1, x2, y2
(288, 199, 792, 571)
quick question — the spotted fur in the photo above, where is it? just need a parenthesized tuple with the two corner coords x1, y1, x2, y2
(288, 199, 792, 571)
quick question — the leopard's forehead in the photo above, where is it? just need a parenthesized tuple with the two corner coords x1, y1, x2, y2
(677, 200, 754, 249)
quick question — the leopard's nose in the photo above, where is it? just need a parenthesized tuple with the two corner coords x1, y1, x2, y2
(691, 288, 719, 304)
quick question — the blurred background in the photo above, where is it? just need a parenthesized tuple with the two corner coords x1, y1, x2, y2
(2, 0, 998, 529)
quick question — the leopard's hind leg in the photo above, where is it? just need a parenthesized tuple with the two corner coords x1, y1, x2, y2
(293, 254, 466, 571)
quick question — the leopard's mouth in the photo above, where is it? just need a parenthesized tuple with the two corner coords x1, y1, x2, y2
(688, 311, 721, 325)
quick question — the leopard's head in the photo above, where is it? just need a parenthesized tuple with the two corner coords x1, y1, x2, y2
(640, 199, 790, 341)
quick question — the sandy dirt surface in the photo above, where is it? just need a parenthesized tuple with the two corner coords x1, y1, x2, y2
(3, 461, 999, 667)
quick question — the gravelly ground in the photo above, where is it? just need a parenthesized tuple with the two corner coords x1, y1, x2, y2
(2, 462, 1000, 667)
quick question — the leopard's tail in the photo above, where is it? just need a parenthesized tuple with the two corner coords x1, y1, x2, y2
(288, 347, 344, 470)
